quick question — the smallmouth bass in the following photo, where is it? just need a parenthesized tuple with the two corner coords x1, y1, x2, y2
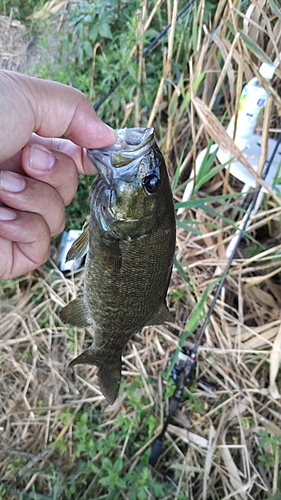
(61, 127, 176, 404)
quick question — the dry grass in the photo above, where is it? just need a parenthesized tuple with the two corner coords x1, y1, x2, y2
(1, 0, 281, 498)
(0, 15, 28, 71)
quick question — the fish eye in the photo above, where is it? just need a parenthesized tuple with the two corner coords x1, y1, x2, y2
(143, 174, 160, 194)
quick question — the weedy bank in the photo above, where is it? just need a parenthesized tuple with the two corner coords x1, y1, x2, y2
(0, 0, 281, 499)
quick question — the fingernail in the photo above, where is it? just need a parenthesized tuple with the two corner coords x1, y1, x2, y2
(104, 124, 118, 140)
(0, 207, 16, 220)
(0, 171, 26, 192)
(30, 145, 55, 170)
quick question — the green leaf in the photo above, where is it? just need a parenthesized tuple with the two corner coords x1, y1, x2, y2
(101, 457, 112, 469)
(172, 152, 184, 191)
(137, 489, 147, 500)
(175, 191, 245, 209)
(269, 0, 281, 18)
(127, 63, 137, 82)
(80, 412, 88, 424)
(181, 285, 210, 342)
(99, 23, 113, 39)
(176, 220, 202, 235)
(238, 30, 272, 63)
(83, 40, 93, 59)
(69, 13, 84, 26)
(89, 25, 99, 43)
(173, 256, 189, 285)
(168, 91, 179, 119)
(195, 162, 226, 191)
(146, 28, 159, 39)
(84, 13, 95, 23)
(114, 457, 124, 473)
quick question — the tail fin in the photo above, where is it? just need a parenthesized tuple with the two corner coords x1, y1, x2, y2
(69, 348, 122, 405)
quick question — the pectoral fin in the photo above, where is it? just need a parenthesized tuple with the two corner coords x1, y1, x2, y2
(60, 295, 92, 328)
(66, 221, 89, 262)
(146, 302, 174, 326)
(70, 348, 122, 405)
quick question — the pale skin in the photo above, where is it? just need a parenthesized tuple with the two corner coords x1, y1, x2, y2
(0, 70, 117, 280)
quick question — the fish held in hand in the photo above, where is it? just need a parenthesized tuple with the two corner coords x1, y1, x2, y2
(60, 127, 176, 404)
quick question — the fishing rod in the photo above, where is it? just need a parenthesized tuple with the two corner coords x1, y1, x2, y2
(94, 0, 199, 111)
(89, 0, 281, 468)
(149, 131, 281, 466)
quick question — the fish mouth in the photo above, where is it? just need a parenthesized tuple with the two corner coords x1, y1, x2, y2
(87, 127, 155, 182)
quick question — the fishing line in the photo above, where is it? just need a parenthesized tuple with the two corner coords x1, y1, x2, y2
(94, 0, 199, 111)
(149, 131, 281, 466)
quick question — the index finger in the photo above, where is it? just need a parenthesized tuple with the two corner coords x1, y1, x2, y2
(27, 135, 98, 175)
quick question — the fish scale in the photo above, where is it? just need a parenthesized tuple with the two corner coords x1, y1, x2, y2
(86, 212, 174, 333)
(60, 127, 176, 404)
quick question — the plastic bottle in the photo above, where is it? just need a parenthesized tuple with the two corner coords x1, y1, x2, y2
(226, 62, 276, 151)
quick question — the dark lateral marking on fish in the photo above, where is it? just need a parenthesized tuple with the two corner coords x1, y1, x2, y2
(101, 235, 122, 271)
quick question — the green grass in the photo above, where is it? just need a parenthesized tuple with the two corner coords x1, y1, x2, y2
(1, 377, 184, 500)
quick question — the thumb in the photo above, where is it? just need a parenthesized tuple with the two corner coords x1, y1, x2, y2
(0, 70, 116, 163)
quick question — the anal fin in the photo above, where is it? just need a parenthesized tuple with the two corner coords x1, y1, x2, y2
(60, 295, 92, 328)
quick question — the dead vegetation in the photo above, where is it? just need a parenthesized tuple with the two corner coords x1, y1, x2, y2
(0, 0, 281, 498)
(0, 15, 28, 71)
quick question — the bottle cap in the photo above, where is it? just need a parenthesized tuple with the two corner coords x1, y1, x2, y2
(259, 62, 275, 81)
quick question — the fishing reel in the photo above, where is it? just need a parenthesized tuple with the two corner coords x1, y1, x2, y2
(171, 347, 216, 390)
(149, 347, 197, 466)
(170, 347, 196, 387)
(149, 346, 215, 466)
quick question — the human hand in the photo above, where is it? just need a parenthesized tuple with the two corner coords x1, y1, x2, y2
(0, 70, 116, 280)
